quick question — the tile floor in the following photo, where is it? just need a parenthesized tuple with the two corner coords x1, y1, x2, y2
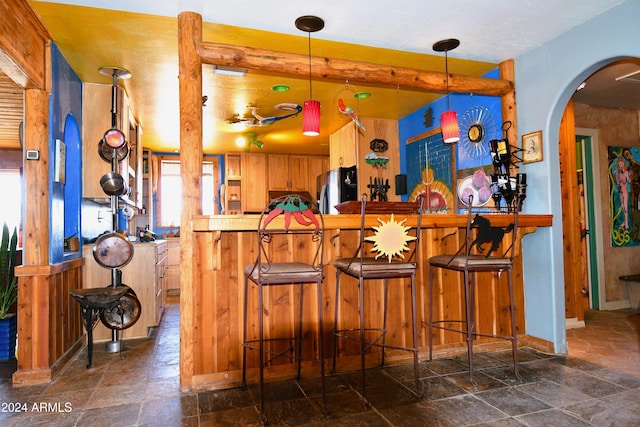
(0, 298, 639, 426)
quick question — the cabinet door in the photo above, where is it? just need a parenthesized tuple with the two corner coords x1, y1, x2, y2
(329, 122, 358, 169)
(307, 156, 329, 199)
(267, 154, 289, 191)
(243, 153, 268, 212)
(224, 153, 243, 214)
(288, 155, 309, 192)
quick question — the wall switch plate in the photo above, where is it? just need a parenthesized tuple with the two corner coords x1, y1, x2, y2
(26, 149, 40, 160)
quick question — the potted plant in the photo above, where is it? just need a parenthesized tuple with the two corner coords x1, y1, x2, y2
(0, 222, 18, 360)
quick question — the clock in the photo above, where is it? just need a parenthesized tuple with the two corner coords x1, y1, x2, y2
(468, 123, 484, 143)
(459, 106, 497, 160)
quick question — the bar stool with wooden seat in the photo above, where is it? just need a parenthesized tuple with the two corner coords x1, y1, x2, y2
(428, 193, 521, 387)
(332, 194, 425, 406)
(241, 194, 327, 424)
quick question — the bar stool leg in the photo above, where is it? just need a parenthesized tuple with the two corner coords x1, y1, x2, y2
(242, 277, 249, 388)
(507, 270, 521, 379)
(297, 285, 305, 380)
(317, 279, 327, 415)
(258, 283, 266, 423)
(332, 270, 341, 373)
(381, 278, 390, 366)
(428, 267, 434, 361)
(464, 271, 478, 387)
(359, 276, 368, 407)
(410, 274, 422, 397)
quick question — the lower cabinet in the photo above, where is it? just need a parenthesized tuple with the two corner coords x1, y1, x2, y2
(82, 240, 168, 341)
(166, 238, 180, 293)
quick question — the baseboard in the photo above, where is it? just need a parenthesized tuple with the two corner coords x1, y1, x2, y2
(565, 317, 586, 330)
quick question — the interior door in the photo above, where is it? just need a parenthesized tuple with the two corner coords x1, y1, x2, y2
(576, 129, 603, 309)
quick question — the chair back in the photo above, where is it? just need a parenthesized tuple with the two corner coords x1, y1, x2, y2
(461, 194, 520, 261)
(252, 194, 324, 276)
(350, 193, 425, 269)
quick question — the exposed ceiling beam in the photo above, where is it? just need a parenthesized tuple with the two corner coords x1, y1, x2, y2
(197, 41, 513, 97)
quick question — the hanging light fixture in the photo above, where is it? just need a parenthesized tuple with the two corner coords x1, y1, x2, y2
(433, 39, 460, 144)
(295, 15, 324, 136)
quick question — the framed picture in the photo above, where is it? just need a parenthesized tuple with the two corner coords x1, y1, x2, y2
(521, 130, 543, 163)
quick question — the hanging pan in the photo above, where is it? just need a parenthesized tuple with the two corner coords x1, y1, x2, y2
(98, 139, 129, 163)
(100, 171, 128, 196)
(92, 231, 134, 269)
(100, 287, 142, 330)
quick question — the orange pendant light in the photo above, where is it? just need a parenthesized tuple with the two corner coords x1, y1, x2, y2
(433, 39, 460, 144)
(296, 16, 324, 137)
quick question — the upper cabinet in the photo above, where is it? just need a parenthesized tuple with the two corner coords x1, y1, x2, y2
(82, 82, 142, 206)
(223, 153, 329, 214)
(329, 122, 358, 169)
(330, 118, 401, 201)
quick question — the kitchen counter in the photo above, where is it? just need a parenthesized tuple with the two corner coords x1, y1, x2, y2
(185, 212, 552, 391)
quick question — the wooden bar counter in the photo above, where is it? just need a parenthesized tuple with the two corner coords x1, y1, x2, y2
(186, 212, 552, 391)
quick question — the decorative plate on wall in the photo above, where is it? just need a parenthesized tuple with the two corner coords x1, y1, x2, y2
(458, 106, 497, 160)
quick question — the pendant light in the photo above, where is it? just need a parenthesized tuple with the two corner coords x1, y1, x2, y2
(433, 39, 460, 144)
(295, 15, 324, 136)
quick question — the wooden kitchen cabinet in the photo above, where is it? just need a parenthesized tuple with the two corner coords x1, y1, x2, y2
(82, 82, 142, 206)
(330, 118, 402, 201)
(224, 153, 328, 213)
(223, 153, 243, 214)
(166, 238, 180, 293)
(242, 153, 268, 213)
(266, 154, 290, 191)
(329, 121, 358, 169)
(82, 240, 168, 341)
(267, 154, 317, 192)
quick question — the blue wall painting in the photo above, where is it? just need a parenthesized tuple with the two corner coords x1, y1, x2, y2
(405, 129, 455, 212)
(609, 146, 640, 247)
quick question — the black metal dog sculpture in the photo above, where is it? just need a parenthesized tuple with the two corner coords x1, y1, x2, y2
(470, 214, 514, 257)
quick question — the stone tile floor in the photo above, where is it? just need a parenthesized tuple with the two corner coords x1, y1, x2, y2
(0, 298, 639, 426)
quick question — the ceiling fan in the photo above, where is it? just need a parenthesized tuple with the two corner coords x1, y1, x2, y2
(224, 103, 302, 129)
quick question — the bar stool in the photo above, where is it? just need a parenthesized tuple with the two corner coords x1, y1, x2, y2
(332, 194, 425, 406)
(428, 194, 521, 386)
(241, 194, 327, 424)
(69, 285, 131, 368)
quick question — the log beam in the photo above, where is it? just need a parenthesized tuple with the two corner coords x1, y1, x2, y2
(198, 41, 513, 97)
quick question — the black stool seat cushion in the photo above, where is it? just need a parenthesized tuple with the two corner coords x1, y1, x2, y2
(429, 254, 512, 271)
(69, 286, 130, 308)
(244, 262, 323, 284)
(334, 257, 416, 277)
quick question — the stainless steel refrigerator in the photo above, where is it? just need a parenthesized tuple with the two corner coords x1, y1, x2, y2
(316, 166, 358, 214)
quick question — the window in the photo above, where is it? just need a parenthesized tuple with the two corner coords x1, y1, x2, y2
(0, 169, 22, 238)
(157, 158, 218, 227)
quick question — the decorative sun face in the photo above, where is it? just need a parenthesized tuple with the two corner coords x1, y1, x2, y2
(365, 214, 417, 262)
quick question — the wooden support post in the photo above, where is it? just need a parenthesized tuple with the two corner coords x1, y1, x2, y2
(178, 11, 203, 391)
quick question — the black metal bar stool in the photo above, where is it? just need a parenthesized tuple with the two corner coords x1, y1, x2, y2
(332, 194, 425, 406)
(241, 194, 327, 424)
(428, 194, 521, 386)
